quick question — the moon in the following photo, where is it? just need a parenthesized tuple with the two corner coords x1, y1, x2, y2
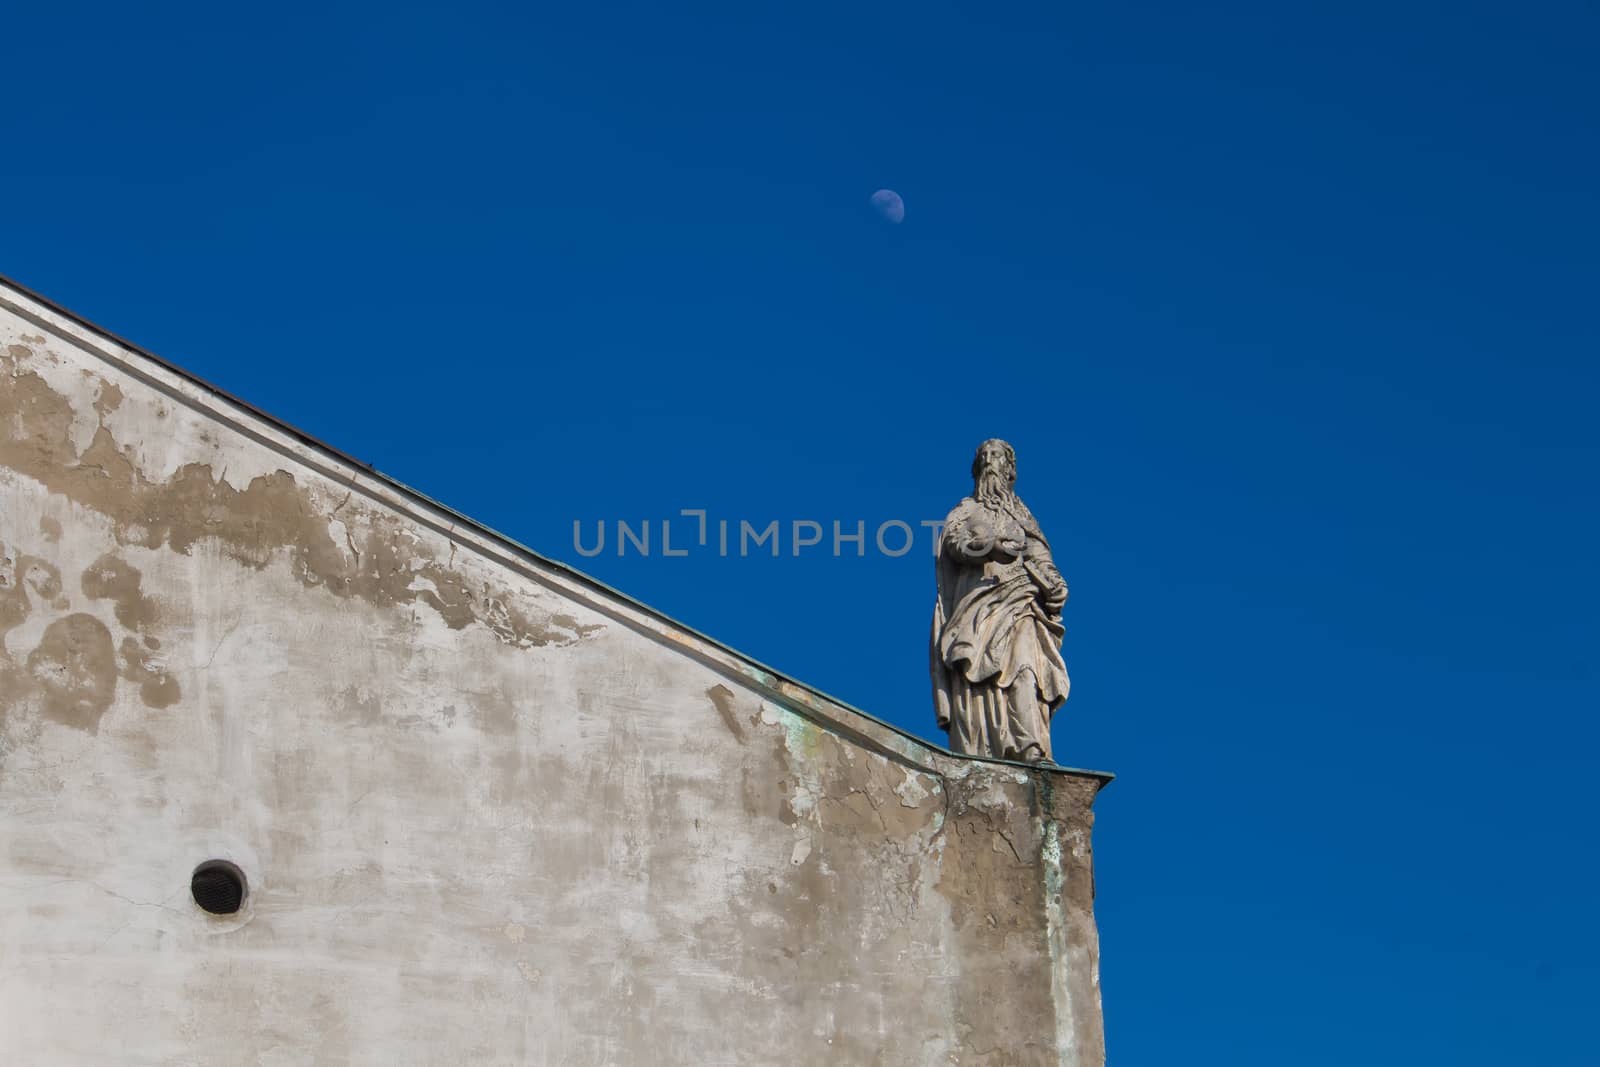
(870, 189, 905, 224)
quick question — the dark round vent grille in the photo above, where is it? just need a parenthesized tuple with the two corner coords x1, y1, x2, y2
(191, 860, 246, 915)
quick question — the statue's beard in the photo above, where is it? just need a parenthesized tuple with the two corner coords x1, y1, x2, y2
(974, 467, 1015, 507)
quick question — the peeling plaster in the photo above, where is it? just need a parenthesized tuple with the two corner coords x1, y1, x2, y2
(0, 292, 1108, 1065)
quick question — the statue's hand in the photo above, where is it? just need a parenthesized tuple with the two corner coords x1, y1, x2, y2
(1044, 582, 1068, 611)
(996, 537, 1024, 560)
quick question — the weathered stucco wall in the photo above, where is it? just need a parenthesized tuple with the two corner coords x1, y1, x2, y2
(0, 281, 1107, 1066)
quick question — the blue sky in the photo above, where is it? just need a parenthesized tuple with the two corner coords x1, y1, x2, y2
(5, 2, 1597, 1061)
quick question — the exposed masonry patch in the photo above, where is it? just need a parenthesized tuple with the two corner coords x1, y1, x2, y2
(706, 684, 745, 742)
(0, 301, 1110, 1063)
(26, 613, 117, 732)
(80, 553, 158, 631)
(0, 540, 181, 727)
(0, 342, 604, 650)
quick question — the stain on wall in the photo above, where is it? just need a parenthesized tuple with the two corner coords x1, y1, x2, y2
(0, 299, 1107, 1065)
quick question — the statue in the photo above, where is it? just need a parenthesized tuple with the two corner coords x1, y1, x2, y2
(930, 440, 1070, 763)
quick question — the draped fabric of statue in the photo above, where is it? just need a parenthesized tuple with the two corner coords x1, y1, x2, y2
(931, 442, 1070, 763)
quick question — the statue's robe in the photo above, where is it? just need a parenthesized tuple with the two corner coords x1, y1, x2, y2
(930, 494, 1070, 762)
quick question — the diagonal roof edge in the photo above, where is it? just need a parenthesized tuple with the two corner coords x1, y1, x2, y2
(0, 269, 1112, 790)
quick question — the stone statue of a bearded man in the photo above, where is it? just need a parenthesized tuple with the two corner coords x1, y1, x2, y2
(931, 440, 1070, 763)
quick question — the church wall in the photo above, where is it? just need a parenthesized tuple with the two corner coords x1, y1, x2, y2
(0, 285, 1106, 1066)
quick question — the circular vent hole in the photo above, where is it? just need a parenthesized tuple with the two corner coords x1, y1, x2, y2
(191, 860, 247, 915)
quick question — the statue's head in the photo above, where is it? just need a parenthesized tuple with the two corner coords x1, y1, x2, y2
(972, 439, 1017, 503)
